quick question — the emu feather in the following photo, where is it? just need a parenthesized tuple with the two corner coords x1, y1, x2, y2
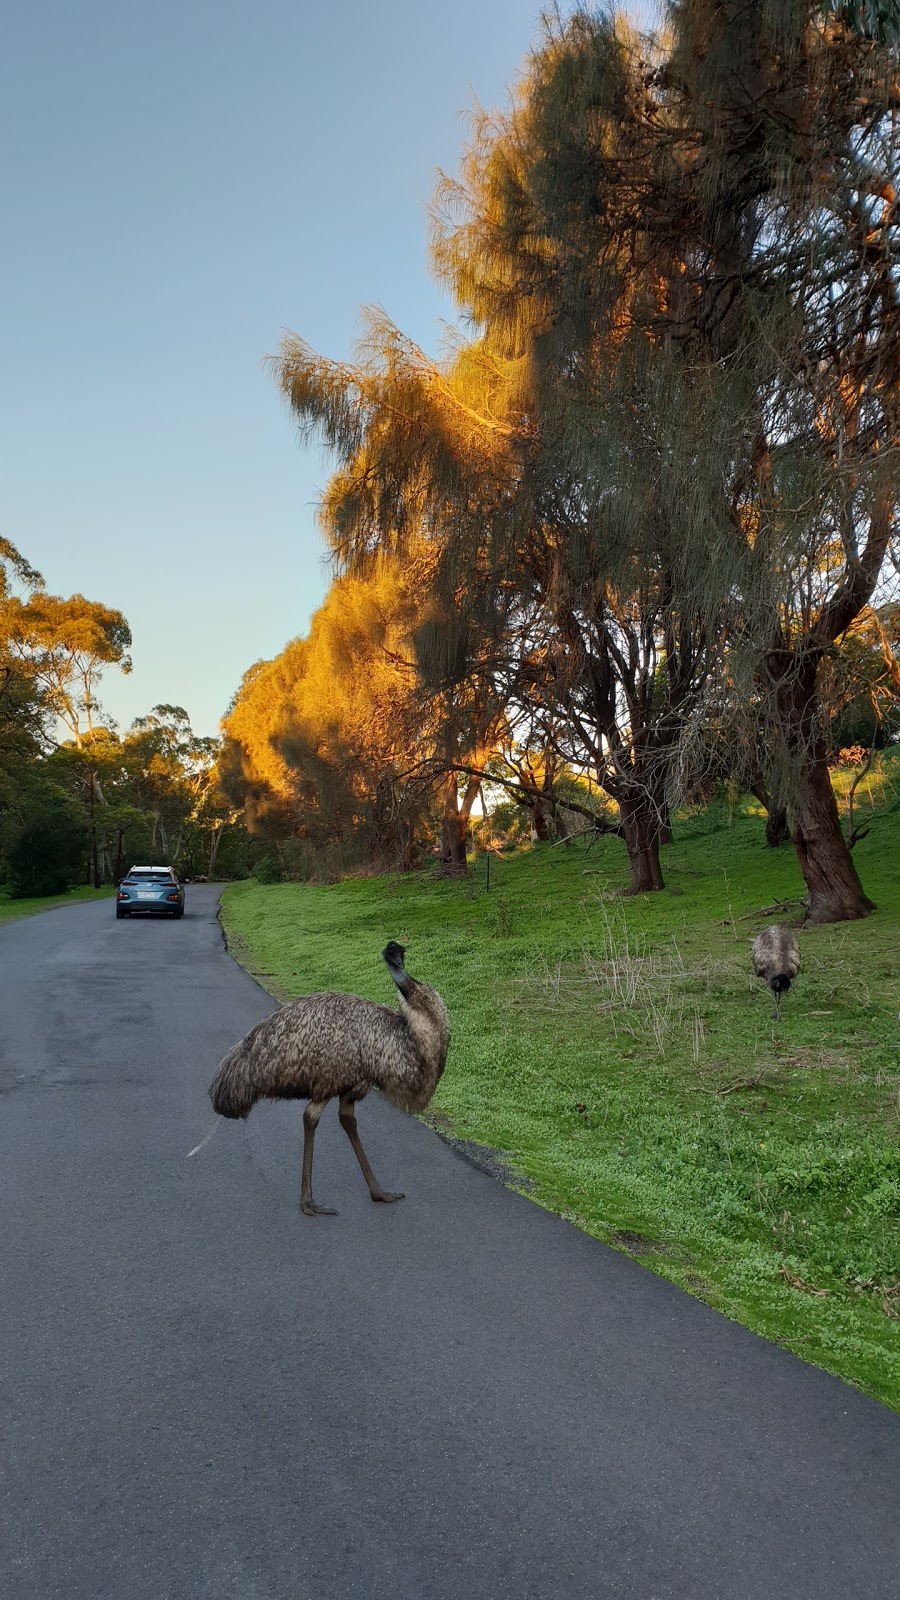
(208, 942, 449, 1216)
(752, 924, 801, 1021)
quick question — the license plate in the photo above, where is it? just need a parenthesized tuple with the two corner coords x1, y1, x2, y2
(137, 892, 158, 900)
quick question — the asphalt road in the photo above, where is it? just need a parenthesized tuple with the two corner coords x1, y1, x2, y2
(1, 887, 898, 1599)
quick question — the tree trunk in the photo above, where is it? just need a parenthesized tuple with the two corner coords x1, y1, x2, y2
(399, 819, 414, 871)
(792, 755, 874, 923)
(440, 778, 468, 874)
(529, 796, 553, 841)
(87, 773, 101, 888)
(771, 659, 874, 923)
(749, 778, 790, 848)
(551, 801, 571, 842)
(369, 778, 418, 872)
(765, 805, 790, 848)
(642, 743, 673, 848)
(619, 794, 664, 893)
(208, 827, 223, 877)
(439, 773, 479, 875)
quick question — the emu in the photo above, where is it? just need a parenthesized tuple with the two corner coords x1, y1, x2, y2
(752, 924, 801, 1020)
(208, 942, 449, 1216)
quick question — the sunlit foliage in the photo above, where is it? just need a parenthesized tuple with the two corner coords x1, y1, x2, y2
(222, 558, 443, 870)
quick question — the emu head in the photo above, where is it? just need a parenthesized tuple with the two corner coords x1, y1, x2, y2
(383, 942, 407, 987)
(769, 973, 791, 1021)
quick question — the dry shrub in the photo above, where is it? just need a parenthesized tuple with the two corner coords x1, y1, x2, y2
(526, 905, 726, 1059)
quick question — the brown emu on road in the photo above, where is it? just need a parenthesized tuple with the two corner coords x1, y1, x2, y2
(752, 924, 801, 1021)
(209, 943, 449, 1216)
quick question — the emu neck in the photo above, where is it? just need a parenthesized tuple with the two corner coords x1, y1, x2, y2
(381, 981, 449, 1111)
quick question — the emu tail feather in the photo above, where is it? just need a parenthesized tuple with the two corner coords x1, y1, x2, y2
(186, 1120, 221, 1159)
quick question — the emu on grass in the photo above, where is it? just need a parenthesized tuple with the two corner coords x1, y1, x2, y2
(752, 924, 801, 1021)
(209, 942, 450, 1216)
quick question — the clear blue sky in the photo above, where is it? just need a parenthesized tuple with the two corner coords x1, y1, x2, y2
(1, 0, 653, 736)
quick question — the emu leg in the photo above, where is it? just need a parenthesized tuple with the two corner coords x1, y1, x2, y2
(301, 1100, 337, 1217)
(338, 1094, 404, 1205)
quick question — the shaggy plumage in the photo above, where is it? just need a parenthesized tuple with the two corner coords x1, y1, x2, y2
(751, 924, 801, 1020)
(208, 942, 449, 1215)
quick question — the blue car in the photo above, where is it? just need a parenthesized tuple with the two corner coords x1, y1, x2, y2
(116, 865, 185, 920)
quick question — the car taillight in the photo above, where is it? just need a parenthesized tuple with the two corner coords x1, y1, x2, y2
(117, 890, 129, 899)
(166, 892, 179, 901)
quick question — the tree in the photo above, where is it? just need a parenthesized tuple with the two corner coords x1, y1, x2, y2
(271, 43, 720, 894)
(0, 538, 48, 863)
(1, 540, 239, 891)
(4, 593, 131, 745)
(268, 4, 898, 917)
(123, 706, 211, 861)
(222, 560, 445, 871)
(820, 607, 900, 751)
(820, 1, 900, 40)
(428, 3, 899, 919)
(0, 535, 43, 598)
(2, 590, 133, 884)
(5, 772, 87, 898)
(656, 1, 899, 919)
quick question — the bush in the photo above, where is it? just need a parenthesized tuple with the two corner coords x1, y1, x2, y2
(6, 783, 88, 898)
(471, 801, 531, 850)
(252, 855, 284, 884)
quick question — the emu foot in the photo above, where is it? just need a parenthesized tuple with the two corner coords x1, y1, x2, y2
(371, 1190, 405, 1205)
(301, 1200, 338, 1217)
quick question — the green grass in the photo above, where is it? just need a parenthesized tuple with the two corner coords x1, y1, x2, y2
(221, 777, 900, 1411)
(0, 884, 115, 924)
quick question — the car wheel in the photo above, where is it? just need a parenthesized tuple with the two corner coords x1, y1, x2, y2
(175, 906, 184, 919)
(116, 906, 128, 919)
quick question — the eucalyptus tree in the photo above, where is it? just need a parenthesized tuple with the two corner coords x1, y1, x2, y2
(273, 51, 721, 894)
(123, 706, 218, 862)
(221, 559, 461, 871)
(4, 593, 131, 747)
(272, 3, 898, 917)
(430, 1, 899, 921)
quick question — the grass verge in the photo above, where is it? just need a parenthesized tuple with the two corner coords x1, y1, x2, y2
(220, 790, 900, 1411)
(0, 885, 115, 925)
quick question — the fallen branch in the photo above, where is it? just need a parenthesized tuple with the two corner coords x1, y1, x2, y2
(700, 1075, 768, 1095)
(716, 897, 803, 926)
(777, 1264, 829, 1297)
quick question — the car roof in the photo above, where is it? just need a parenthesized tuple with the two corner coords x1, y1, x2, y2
(128, 865, 175, 873)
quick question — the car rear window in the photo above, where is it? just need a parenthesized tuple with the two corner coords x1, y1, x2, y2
(126, 873, 173, 884)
